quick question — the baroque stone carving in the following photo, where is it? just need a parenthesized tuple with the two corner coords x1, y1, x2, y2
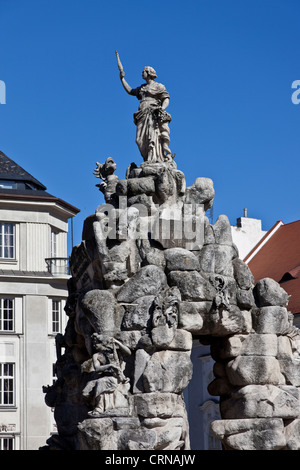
(94, 157, 119, 204)
(41, 58, 300, 451)
(117, 51, 173, 163)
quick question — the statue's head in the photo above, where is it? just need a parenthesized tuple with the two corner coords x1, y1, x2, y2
(142, 66, 157, 80)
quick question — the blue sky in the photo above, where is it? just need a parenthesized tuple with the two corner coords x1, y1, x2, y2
(0, 0, 299, 253)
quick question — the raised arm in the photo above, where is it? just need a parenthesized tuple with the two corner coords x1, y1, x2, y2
(116, 50, 133, 95)
(120, 71, 133, 95)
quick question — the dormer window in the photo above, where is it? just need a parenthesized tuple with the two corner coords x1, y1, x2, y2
(24, 182, 38, 190)
(0, 180, 16, 189)
(0, 180, 38, 190)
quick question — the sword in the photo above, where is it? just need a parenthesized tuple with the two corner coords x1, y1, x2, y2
(115, 50, 124, 74)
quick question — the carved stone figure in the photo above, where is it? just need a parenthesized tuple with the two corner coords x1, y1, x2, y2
(116, 51, 173, 163)
(82, 334, 131, 417)
(210, 274, 231, 313)
(94, 157, 119, 203)
(151, 286, 181, 348)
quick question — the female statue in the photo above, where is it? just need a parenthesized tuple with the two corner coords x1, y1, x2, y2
(116, 51, 173, 163)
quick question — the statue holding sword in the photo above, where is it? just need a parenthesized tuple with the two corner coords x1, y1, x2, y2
(116, 51, 173, 164)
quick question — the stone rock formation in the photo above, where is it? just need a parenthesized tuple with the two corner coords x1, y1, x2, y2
(41, 60, 300, 451)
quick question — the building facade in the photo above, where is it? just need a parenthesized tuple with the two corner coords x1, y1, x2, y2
(245, 219, 300, 326)
(0, 151, 79, 450)
(231, 211, 267, 260)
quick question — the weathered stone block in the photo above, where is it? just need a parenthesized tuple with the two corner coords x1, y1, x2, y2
(153, 417, 185, 450)
(178, 301, 206, 333)
(118, 428, 156, 450)
(121, 295, 154, 330)
(203, 218, 215, 245)
(213, 333, 278, 360)
(108, 239, 135, 263)
(279, 358, 300, 386)
(210, 335, 245, 360)
(151, 325, 176, 349)
(168, 270, 215, 301)
(226, 355, 284, 386)
(134, 392, 180, 418)
(220, 384, 300, 419)
(162, 329, 193, 351)
(112, 417, 140, 430)
(127, 193, 154, 210)
(217, 333, 278, 358)
(212, 215, 233, 246)
(198, 244, 214, 273)
(232, 258, 254, 290)
(241, 333, 278, 356)
(252, 306, 289, 334)
(80, 290, 116, 334)
(216, 245, 236, 275)
(103, 262, 128, 283)
(207, 377, 233, 396)
(133, 349, 150, 394)
(117, 265, 167, 303)
(213, 361, 227, 378)
(199, 244, 236, 275)
(141, 416, 187, 450)
(142, 246, 166, 270)
(164, 247, 200, 271)
(277, 335, 293, 358)
(116, 176, 156, 196)
(210, 418, 286, 450)
(254, 277, 290, 308)
(78, 418, 115, 450)
(284, 419, 300, 450)
(236, 287, 255, 310)
(200, 306, 252, 336)
(117, 330, 142, 351)
(185, 177, 214, 210)
(143, 350, 193, 393)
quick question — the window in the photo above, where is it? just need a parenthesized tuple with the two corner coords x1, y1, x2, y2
(25, 182, 37, 190)
(52, 300, 60, 333)
(0, 223, 15, 259)
(0, 437, 14, 450)
(0, 180, 16, 189)
(0, 363, 14, 406)
(51, 230, 57, 258)
(0, 299, 14, 332)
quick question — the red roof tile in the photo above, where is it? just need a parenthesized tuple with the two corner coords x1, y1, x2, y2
(247, 220, 300, 314)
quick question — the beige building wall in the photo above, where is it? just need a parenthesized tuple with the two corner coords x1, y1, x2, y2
(0, 196, 76, 450)
(231, 216, 267, 260)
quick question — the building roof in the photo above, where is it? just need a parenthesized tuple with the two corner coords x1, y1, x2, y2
(246, 220, 300, 314)
(0, 150, 46, 190)
(0, 150, 80, 216)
